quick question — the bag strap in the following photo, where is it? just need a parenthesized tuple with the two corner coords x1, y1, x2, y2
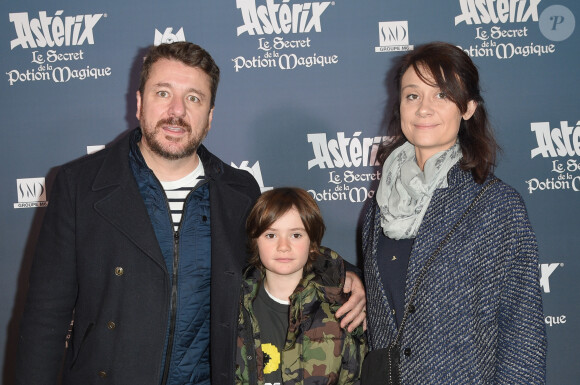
(391, 178, 500, 346)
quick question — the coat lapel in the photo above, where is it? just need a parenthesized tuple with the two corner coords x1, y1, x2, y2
(404, 166, 475, 300)
(91, 136, 166, 270)
(370, 205, 398, 333)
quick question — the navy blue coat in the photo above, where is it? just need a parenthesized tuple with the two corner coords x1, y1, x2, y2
(16, 129, 261, 384)
(363, 164, 547, 384)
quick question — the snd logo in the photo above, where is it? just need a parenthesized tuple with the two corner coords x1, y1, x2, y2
(379, 21, 409, 46)
(14, 178, 48, 209)
(375, 21, 414, 53)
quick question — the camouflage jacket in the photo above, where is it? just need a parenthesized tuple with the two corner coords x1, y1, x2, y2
(235, 246, 367, 385)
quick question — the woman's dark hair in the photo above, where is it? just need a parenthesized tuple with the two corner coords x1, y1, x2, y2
(376, 41, 498, 184)
(139, 42, 220, 108)
(246, 187, 325, 275)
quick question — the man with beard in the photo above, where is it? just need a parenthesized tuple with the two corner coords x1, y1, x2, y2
(15, 42, 366, 385)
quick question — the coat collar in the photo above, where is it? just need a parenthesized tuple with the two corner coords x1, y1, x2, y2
(90, 127, 258, 274)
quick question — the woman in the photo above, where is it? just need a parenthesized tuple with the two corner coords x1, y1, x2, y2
(236, 188, 366, 385)
(362, 42, 546, 384)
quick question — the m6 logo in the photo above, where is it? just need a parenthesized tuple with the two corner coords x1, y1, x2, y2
(231, 160, 272, 193)
(154, 27, 185, 46)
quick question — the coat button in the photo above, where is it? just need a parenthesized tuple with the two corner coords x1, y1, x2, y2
(114, 267, 124, 276)
(408, 304, 416, 314)
(404, 348, 412, 356)
(107, 321, 116, 330)
(98, 370, 107, 378)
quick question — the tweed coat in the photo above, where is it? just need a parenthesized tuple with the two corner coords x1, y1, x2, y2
(363, 163, 546, 384)
(15, 129, 261, 384)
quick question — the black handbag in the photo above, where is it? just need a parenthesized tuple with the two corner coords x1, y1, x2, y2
(361, 343, 400, 384)
(361, 179, 499, 385)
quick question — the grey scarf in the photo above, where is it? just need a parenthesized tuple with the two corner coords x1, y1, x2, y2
(376, 142, 461, 239)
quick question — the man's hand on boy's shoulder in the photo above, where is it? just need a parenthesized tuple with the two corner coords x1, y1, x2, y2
(336, 271, 367, 332)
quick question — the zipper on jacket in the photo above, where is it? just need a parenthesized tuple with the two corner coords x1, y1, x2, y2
(160, 230, 180, 385)
(159, 178, 208, 385)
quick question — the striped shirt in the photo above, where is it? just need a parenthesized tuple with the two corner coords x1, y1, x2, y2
(159, 159, 205, 231)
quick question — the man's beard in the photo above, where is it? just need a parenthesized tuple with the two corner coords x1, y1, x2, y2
(140, 115, 208, 161)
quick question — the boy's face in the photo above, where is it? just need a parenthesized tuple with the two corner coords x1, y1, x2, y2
(257, 208, 310, 282)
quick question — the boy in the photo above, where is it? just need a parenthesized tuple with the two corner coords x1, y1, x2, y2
(236, 188, 366, 385)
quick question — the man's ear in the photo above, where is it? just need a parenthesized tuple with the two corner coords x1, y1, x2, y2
(135, 91, 142, 120)
(207, 107, 214, 132)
